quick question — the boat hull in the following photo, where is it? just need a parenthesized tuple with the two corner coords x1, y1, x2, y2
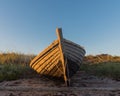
(30, 28, 86, 85)
(30, 39, 85, 79)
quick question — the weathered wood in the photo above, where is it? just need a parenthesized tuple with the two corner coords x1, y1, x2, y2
(53, 63, 63, 77)
(64, 44, 85, 55)
(49, 62, 61, 77)
(31, 42, 59, 69)
(64, 39, 85, 54)
(64, 38, 85, 50)
(30, 28, 86, 85)
(30, 40, 59, 67)
(56, 28, 67, 82)
(36, 53, 60, 73)
(65, 53, 82, 64)
(65, 47, 84, 58)
(40, 56, 60, 74)
(33, 47, 59, 70)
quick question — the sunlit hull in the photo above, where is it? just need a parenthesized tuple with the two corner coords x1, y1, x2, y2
(30, 28, 86, 84)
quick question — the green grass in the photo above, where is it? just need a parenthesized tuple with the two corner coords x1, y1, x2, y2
(0, 64, 34, 82)
(80, 62, 120, 80)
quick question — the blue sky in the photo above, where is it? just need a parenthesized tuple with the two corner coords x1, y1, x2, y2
(0, 0, 120, 55)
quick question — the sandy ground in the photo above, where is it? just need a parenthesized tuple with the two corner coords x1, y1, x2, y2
(0, 71, 120, 96)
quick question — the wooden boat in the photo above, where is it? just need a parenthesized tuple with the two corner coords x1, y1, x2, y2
(30, 28, 86, 86)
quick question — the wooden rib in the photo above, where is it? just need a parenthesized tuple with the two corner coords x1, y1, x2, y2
(55, 62, 64, 75)
(45, 58, 59, 71)
(41, 60, 61, 76)
(30, 40, 59, 66)
(52, 62, 63, 77)
(53, 66, 63, 77)
(55, 62, 63, 77)
(48, 61, 61, 76)
(49, 61, 63, 77)
(47, 61, 63, 77)
(44, 60, 63, 77)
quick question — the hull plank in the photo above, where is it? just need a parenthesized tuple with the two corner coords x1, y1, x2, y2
(35, 48, 60, 72)
(30, 40, 59, 67)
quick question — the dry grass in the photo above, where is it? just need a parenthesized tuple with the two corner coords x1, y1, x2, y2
(0, 52, 35, 65)
(83, 54, 120, 64)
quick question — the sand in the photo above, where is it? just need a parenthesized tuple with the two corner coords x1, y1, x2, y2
(0, 71, 120, 96)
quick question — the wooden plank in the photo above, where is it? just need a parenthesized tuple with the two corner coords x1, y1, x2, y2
(53, 63, 63, 77)
(40, 59, 60, 76)
(64, 38, 85, 51)
(65, 48, 84, 59)
(30, 40, 59, 66)
(40, 57, 60, 74)
(66, 55, 79, 63)
(65, 53, 82, 64)
(64, 45, 85, 56)
(31, 44, 58, 66)
(31, 43, 58, 68)
(64, 41, 85, 55)
(49, 61, 63, 77)
(40, 55, 60, 74)
(33, 47, 59, 70)
(31, 48, 59, 70)
(53, 61, 63, 77)
(42, 61, 63, 77)
(65, 50, 84, 60)
(56, 28, 68, 84)
(36, 52, 60, 73)
(46, 60, 63, 77)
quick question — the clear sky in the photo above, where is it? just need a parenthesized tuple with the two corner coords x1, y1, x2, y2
(0, 0, 120, 55)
